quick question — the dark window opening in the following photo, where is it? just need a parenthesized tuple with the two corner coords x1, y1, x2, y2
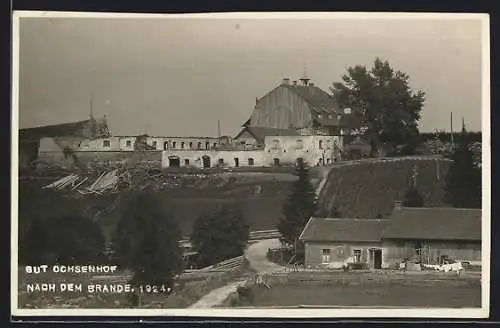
(126, 140, 132, 147)
(273, 158, 280, 166)
(152, 141, 157, 148)
(172, 142, 177, 149)
(353, 249, 361, 263)
(184, 159, 190, 166)
(248, 158, 254, 166)
(234, 158, 239, 167)
(164, 141, 169, 150)
(181, 142, 185, 149)
(213, 143, 217, 149)
(189, 142, 193, 149)
(202, 155, 211, 168)
(218, 158, 224, 166)
(169, 156, 180, 168)
(205, 142, 210, 150)
(103, 140, 110, 148)
(198, 142, 202, 149)
(319, 140, 324, 149)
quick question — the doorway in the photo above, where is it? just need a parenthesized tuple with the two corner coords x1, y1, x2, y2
(234, 158, 239, 167)
(202, 155, 211, 168)
(273, 158, 280, 166)
(168, 156, 180, 168)
(370, 249, 382, 269)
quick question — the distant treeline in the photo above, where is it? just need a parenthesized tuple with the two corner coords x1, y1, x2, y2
(419, 131, 482, 143)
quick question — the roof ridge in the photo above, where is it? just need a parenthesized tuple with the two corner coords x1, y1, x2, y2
(400, 207, 482, 211)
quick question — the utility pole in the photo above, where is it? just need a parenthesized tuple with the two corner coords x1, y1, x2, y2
(434, 129, 440, 181)
(217, 120, 221, 139)
(450, 112, 454, 148)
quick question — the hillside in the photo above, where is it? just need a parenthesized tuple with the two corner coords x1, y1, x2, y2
(317, 158, 451, 218)
(18, 170, 315, 241)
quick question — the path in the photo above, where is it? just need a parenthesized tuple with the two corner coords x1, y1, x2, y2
(188, 238, 283, 308)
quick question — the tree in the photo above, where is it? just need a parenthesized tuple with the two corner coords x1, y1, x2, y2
(331, 58, 425, 156)
(277, 159, 317, 251)
(191, 203, 249, 268)
(403, 185, 424, 207)
(20, 215, 106, 265)
(111, 189, 183, 288)
(444, 125, 482, 208)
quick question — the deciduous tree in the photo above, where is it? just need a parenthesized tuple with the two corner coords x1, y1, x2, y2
(191, 204, 249, 268)
(331, 58, 425, 155)
(112, 190, 183, 288)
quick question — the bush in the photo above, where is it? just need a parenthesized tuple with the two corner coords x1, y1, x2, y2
(19, 215, 106, 265)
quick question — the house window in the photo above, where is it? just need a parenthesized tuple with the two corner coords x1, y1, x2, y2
(319, 140, 324, 149)
(164, 141, 169, 150)
(205, 142, 210, 150)
(172, 142, 177, 149)
(353, 249, 361, 263)
(322, 249, 331, 263)
(181, 142, 185, 149)
(184, 159, 190, 166)
(218, 158, 224, 166)
(296, 139, 303, 149)
(213, 143, 217, 149)
(152, 141, 157, 148)
(189, 142, 193, 149)
(126, 140, 132, 147)
(248, 158, 254, 166)
(103, 140, 110, 148)
(198, 142, 202, 149)
(272, 139, 280, 150)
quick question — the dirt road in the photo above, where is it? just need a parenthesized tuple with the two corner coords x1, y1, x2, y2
(188, 238, 283, 308)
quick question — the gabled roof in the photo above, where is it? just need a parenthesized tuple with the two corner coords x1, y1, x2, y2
(382, 207, 482, 241)
(299, 217, 386, 243)
(234, 126, 299, 143)
(19, 118, 110, 140)
(283, 85, 341, 127)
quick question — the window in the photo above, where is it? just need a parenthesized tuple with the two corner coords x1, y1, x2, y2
(319, 140, 324, 149)
(164, 141, 169, 150)
(181, 142, 185, 149)
(322, 249, 331, 263)
(218, 158, 224, 165)
(103, 140, 110, 148)
(205, 142, 210, 150)
(126, 140, 132, 147)
(353, 249, 361, 263)
(272, 139, 280, 150)
(172, 142, 177, 149)
(198, 142, 202, 149)
(296, 139, 303, 149)
(152, 141, 157, 148)
(184, 159, 190, 166)
(189, 142, 193, 149)
(213, 143, 217, 149)
(248, 158, 254, 166)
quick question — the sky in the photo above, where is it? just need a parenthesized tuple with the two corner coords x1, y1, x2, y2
(16, 14, 486, 137)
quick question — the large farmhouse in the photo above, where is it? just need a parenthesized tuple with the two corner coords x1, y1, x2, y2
(299, 203, 482, 269)
(235, 77, 353, 147)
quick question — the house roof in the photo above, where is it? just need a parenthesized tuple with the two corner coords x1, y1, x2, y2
(284, 85, 343, 127)
(299, 217, 386, 243)
(19, 118, 110, 140)
(234, 126, 299, 143)
(382, 207, 482, 241)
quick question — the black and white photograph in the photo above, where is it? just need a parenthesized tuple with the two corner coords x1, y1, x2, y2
(11, 11, 490, 318)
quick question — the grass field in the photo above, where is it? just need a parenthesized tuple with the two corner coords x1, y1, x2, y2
(230, 270, 481, 308)
(318, 159, 451, 218)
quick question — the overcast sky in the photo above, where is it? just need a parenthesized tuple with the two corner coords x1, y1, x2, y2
(17, 14, 485, 137)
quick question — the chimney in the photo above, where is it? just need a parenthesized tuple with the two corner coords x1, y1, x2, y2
(282, 78, 290, 85)
(293, 80, 297, 86)
(393, 200, 403, 211)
